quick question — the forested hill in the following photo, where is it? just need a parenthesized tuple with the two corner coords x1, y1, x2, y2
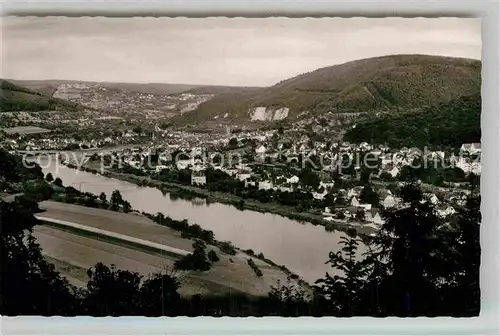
(0, 79, 83, 112)
(343, 94, 481, 148)
(174, 54, 481, 125)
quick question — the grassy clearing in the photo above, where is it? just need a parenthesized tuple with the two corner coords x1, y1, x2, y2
(33, 203, 306, 297)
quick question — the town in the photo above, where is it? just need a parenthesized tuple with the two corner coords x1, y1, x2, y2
(1, 120, 481, 236)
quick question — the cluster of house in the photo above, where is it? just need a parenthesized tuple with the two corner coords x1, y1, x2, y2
(1, 134, 126, 152)
(251, 140, 482, 178)
(319, 185, 464, 231)
(86, 135, 480, 232)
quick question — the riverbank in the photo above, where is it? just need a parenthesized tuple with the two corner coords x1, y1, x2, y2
(34, 201, 312, 297)
(34, 156, 369, 283)
(66, 162, 375, 236)
(39, 190, 312, 290)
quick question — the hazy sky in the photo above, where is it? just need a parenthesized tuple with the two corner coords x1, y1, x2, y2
(0, 17, 481, 87)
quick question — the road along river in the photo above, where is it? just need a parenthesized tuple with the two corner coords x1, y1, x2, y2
(34, 155, 367, 283)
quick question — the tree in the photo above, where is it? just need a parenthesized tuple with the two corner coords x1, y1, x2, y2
(314, 236, 371, 316)
(99, 192, 107, 204)
(1, 199, 77, 316)
(54, 177, 63, 187)
(139, 273, 181, 316)
(360, 169, 371, 184)
(359, 185, 380, 207)
(132, 126, 143, 135)
(299, 168, 320, 190)
(25, 179, 56, 202)
(122, 200, 132, 213)
(368, 183, 448, 316)
(84, 263, 142, 316)
(207, 250, 220, 263)
(13, 194, 40, 213)
(438, 184, 480, 316)
(355, 209, 365, 221)
(335, 195, 346, 206)
(110, 190, 123, 211)
(45, 172, 54, 182)
(229, 138, 238, 148)
(174, 240, 211, 271)
(380, 171, 393, 181)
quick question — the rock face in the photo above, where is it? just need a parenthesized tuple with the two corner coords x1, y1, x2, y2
(53, 84, 89, 100)
(249, 107, 289, 121)
(273, 107, 289, 120)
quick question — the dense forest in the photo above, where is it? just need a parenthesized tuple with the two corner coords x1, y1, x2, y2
(175, 54, 480, 125)
(0, 150, 481, 316)
(344, 94, 481, 148)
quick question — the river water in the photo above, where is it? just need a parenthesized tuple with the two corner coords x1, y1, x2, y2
(35, 155, 366, 283)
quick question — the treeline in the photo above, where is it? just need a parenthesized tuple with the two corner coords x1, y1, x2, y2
(118, 164, 332, 213)
(344, 94, 481, 148)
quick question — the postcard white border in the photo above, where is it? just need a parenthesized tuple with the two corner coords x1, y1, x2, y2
(1, 0, 499, 335)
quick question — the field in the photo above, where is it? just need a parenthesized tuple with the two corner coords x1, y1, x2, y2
(3, 126, 51, 135)
(34, 201, 303, 297)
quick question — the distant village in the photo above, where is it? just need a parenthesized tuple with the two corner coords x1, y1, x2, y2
(2, 119, 480, 236)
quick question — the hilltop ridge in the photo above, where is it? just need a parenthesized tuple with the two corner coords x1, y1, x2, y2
(0, 79, 85, 112)
(172, 54, 481, 126)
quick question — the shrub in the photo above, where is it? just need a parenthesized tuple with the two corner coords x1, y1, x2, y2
(244, 249, 255, 256)
(207, 250, 220, 263)
(174, 240, 211, 271)
(247, 259, 263, 277)
(218, 241, 237, 255)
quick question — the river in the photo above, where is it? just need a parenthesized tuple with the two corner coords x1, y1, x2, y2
(34, 155, 367, 283)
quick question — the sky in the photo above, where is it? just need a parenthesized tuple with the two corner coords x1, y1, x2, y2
(0, 17, 481, 87)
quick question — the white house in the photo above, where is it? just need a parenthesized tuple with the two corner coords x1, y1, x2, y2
(191, 175, 207, 185)
(461, 143, 481, 154)
(423, 193, 439, 205)
(359, 142, 373, 150)
(255, 145, 267, 154)
(347, 188, 359, 198)
(278, 184, 293, 193)
(382, 195, 396, 208)
(471, 162, 481, 175)
(287, 175, 299, 184)
(365, 209, 384, 225)
(437, 206, 456, 218)
(313, 189, 328, 200)
(358, 203, 372, 211)
(245, 180, 257, 187)
(176, 159, 191, 170)
(372, 212, 384, 225)
(258, 180, 273, 190)
(380, 155, 394, 167)
(236, 171, 252, 181)
(389, 166, 400, 178)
